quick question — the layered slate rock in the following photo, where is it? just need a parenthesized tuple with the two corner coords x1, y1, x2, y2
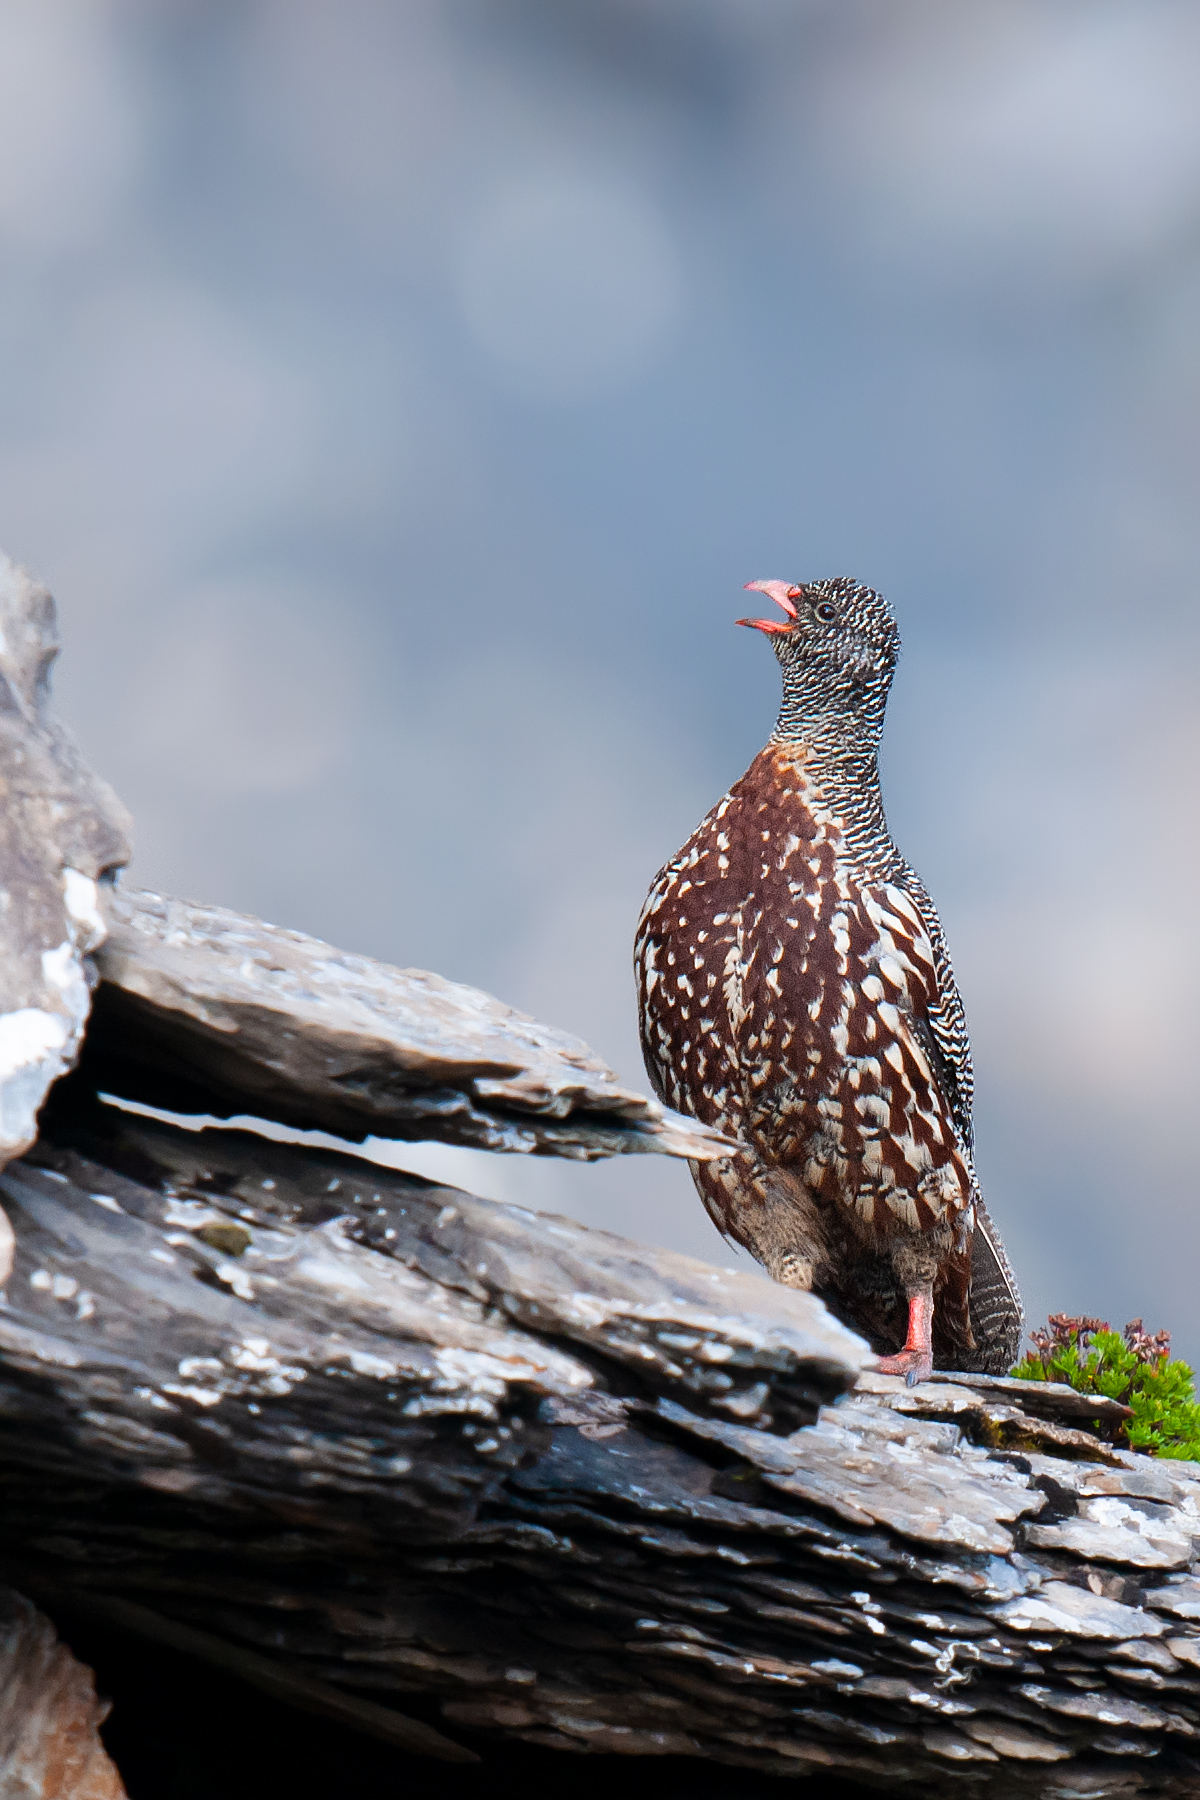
(84, 888, 730, 1163)
(0, 1587, 126, 1799)
(4, 1097, 1200, 1797)
(0, 555, 130, 1189)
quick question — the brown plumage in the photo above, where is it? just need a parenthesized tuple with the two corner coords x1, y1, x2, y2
(635, 577, 1022, 1382)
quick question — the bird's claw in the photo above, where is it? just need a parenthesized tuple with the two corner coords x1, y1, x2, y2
(874, 1347, 934, 1386)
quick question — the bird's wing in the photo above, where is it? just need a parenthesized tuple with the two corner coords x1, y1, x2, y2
(871, 871, 1024, 1369)
(873, 871, 975, 1155)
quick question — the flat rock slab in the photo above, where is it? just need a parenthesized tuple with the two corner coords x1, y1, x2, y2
(858, 1373, 1133, 1463)
(925, 1370, 1134, 1428)
(87, 889, 731, 1163)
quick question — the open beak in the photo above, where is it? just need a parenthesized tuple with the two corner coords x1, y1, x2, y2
(737, 580, 801, 635)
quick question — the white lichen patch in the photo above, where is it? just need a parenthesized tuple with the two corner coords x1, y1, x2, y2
(431, 1347, 511, 1398)
(0, 1007, 71, 1158)
(225, 1340, 306, 1383)
(134, 1386, 177, 1412)
(215, 1262, 255, 1301)
(40, 942, 81, 997)
(162, 1383, 225, 1408)
(0, 865, 115, 1178)
(344, 1349, 400, 1379)
(163, 1197, 225, 1230)
(402, 1393, 498, 1420)
(62, 868, 106, 951)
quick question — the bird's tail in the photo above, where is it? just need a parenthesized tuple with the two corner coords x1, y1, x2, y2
(965, 1195, 1025, 1373)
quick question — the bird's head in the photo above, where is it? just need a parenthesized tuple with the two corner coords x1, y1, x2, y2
(737, 576, 900, 749)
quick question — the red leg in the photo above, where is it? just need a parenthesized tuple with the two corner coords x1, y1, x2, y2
(875, 1291, 934, 1387)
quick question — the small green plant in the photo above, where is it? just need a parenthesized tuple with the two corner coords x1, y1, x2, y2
(1012, 1315, 1200, 1462)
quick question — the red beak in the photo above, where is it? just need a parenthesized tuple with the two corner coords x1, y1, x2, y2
(737, 579, 802, 635)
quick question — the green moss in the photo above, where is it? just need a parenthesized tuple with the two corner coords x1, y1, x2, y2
(196, 1221, 253, 1258)
(1012, 1314, 1200, 1461)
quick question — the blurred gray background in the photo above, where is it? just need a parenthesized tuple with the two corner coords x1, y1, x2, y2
(4, 1, 1199, 1357)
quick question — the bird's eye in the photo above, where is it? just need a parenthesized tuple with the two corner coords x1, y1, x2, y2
(816, 602, 836, 622)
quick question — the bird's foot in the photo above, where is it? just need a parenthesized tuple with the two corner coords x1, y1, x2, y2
(875, 1290, 935, 1386)
(874, 1346, 935, 1387)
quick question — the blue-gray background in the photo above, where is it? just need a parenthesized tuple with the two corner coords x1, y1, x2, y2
(4, 2, 1198, 1359)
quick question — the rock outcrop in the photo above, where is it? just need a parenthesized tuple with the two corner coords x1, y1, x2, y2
(0, 554, 130, 1251)
(3, 552, 1200, 1799)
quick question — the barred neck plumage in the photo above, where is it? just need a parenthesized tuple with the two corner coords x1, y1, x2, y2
(770, 654, 890, 760)
(774, 732, 908, 885)
(770, 658, 905, 883)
